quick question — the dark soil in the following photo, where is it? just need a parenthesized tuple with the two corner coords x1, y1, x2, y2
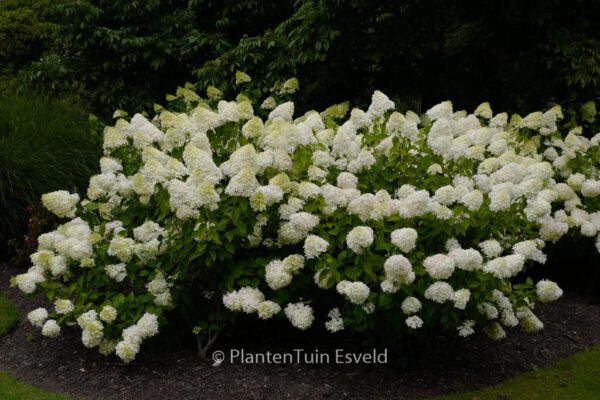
(1, 262, 600, 400)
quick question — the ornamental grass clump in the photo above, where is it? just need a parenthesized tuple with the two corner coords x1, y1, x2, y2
(0, 96, 100, 242)
(13, 77, 600, 363)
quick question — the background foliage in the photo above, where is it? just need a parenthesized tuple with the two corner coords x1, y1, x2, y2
(10, 0, 599, 118)
(0, 96, 100, 245)
(194, 0, 600, 114)
(19, 0, 293, 117)
(0, 0, 64, 92)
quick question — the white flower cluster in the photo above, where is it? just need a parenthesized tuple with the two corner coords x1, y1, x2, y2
(265, 255, 305, 290)
(17, 85, 600, 360)
(42, 191, 79, 218)
(391, 228, 418, 253)
(304, 235, 329, 259)
(424, 254, 456, 280)
(536, 280, 563, 302)
(115, 313, 160, 362)
(15, 218, 95, 294)
(284, 303, 314, 330)
(346, 226, 374, 254)
(381, 255, 415, 293)
(336, 280, 370, 304)
(324, 308, 344, 332)
(222, 287, 265, 313)
(147, 272, 173, 308)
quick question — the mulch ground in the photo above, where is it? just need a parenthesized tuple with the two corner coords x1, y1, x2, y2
(1, 262, 600, 400)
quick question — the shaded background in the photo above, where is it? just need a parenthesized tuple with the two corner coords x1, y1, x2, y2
(1, 0, 598, 117)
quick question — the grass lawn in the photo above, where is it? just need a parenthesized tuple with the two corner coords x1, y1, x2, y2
(0, 371, 68, 400)
(434, 345, 600, 400)
(0, 293, 19, 337)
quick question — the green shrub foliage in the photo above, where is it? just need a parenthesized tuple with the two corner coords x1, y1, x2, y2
(13, 78, 600, 363)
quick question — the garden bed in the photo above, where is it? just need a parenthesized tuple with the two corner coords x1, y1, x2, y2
(1, 263, 600, 400)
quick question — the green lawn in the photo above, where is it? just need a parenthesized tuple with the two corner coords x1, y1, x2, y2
(0, 293, 19, 337)
(0, 371, 68, 400)
(433, 345, 600, 400)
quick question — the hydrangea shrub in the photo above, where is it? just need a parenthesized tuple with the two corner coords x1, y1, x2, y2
(13, 79, 600, 362)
